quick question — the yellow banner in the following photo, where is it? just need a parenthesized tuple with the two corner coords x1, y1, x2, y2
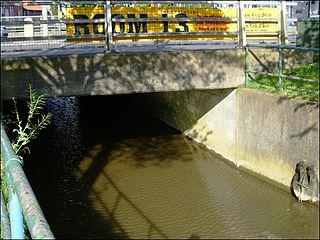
(111, 7, 238, 35)
(244, 8, 279, 19)
(66, 6, 105, 39)
(66, 6, 279, 42)
(244, 8, 279, 32)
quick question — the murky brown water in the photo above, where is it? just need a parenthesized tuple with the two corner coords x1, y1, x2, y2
(5, 95, 319, 239)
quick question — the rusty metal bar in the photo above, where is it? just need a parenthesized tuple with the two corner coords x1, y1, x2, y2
(1, 124, 55, 239)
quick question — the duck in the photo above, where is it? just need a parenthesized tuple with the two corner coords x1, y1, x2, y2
(301, 165, 319, 203)
(292, 161, 308, 202)
(292, 162, 319, 203)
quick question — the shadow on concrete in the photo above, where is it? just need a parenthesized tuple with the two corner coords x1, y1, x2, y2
(1, 47, 244, 101)
(133, 88, 235, 133)
(290, 123, 318, 139)
(247, 48, 316, 79)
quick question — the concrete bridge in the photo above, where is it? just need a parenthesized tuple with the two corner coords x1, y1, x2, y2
(1, 49, 245, 100)
(1, 1, 319, 237)
(1, 45, 314, 100)
(1, 47, 318, 203)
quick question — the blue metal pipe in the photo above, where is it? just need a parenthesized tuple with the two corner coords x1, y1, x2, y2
(8, 190, 24, 239)
(4, 142, 24, 239)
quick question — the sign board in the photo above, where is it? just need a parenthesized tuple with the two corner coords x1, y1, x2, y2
(66, 6, 279, 42)
(66, 6, 105, 42)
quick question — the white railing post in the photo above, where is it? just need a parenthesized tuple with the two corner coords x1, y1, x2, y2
(24, 17, 34, 37)
(42, 5, 48, 37)
(281, 0, 288, 45)
(238, 0, 247, 48)
(105, 0, 113, 52)
(58, 2, 61, 35)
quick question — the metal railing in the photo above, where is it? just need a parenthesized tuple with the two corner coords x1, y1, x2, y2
(245, 44, 319, 92)
(1, 124, 55, 239)
(0, 0, 298, 54)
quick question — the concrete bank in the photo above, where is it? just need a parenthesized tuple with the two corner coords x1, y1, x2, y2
(139, 88, 319, 192)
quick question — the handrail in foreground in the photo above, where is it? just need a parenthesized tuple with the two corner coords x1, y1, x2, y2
(1, 124, 55, 239)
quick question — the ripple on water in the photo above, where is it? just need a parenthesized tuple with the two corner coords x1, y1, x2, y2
(20, 96, 319, 239)
(81, 136, 319, 239)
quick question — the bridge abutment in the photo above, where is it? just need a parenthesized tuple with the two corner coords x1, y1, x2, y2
(138, 88, 319, 192)
(1, 49, 318, 196)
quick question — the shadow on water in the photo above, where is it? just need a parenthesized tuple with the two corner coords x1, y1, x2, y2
(19, 94, 186, 239)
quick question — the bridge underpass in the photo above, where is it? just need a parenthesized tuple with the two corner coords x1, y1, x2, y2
(2, 90, 318, 239)
(1, 1, 318, 238)
(1, 47, 318, 189)
(1, 48, 318, 238)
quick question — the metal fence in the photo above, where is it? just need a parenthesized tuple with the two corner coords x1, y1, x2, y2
(245, 44, 319, 99)
(1, 124, 55, 239)
(0, 0, 297, 54)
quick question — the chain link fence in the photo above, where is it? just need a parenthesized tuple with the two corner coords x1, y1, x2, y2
(0, 0, 298, 54)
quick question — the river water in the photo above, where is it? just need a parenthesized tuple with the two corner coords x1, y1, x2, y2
(4, 95, 319, 239)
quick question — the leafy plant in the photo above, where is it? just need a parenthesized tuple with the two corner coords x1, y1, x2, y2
(10, 85, 52, 155)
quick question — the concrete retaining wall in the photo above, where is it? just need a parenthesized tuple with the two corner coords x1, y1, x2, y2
(235, 89, 319, 190)
(248, 48, 316, 74)
(140, 88, 319, 191)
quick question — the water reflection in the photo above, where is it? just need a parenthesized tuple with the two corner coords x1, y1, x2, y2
(18, 95, 319, 239)
(46, 97, 82, 165)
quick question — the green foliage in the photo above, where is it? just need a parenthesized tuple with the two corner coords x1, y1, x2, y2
(246, 61, 319, 103)
(10, 85, 52, 155)
(50, 5, 58, 15)
(0, 158, 9, 206)
(284, 62, 319, 80)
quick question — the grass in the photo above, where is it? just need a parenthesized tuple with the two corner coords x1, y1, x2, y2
(246, 62, 320, 103)
(285, 62, 319, 80)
